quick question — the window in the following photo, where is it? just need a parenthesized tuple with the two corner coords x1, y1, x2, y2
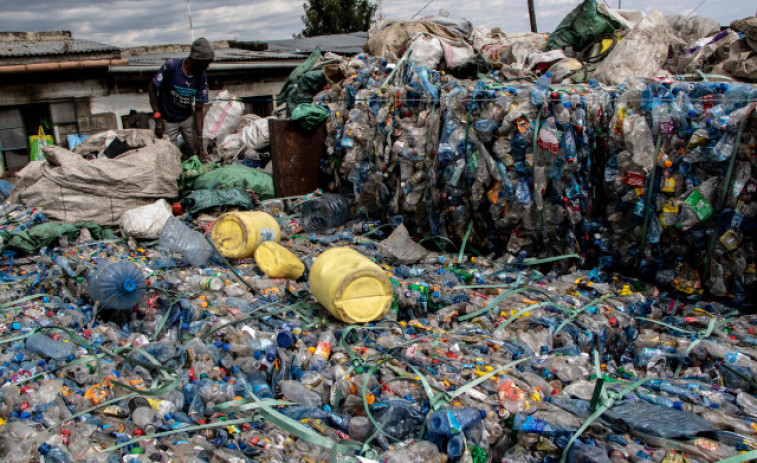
(244, 95, 273, 117)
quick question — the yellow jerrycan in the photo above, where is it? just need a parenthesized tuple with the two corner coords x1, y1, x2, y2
(309, 247, 393, 323)
(211, 211, 280, 259)
(254, 241, 305, 279)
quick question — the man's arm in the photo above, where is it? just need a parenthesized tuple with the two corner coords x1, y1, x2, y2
(194, 103, 204, 156)
(148, 80, 164, 138)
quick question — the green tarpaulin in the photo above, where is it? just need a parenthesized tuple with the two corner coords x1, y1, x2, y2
(546, 0, 623, 52)
(192, 165, 274, 200)
(1, 222, 116, 255)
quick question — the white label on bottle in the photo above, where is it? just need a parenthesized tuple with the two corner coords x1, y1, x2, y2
(259, 228, 276, 243)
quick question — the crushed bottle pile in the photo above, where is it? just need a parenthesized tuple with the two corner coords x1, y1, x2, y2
(311, 55, 756, 301)
(1, 194, 757, 463)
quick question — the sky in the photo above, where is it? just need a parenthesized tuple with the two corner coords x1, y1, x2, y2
(0, 0, 752, 47)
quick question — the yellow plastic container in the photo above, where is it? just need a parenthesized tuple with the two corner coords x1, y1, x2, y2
(254, 241, 305, 279)
(309, 247, 393, 324)
(211, 211, 280, 259)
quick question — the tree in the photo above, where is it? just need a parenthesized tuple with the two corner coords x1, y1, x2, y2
(301, 0, 377, 37)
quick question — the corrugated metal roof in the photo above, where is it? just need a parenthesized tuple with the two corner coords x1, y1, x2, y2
(127, 48, 305, 65)
(0, 39, 119, 57)
(266, 33, 367, 54)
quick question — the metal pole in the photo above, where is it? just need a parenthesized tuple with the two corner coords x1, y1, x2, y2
(186, 0, 195, 41)
(528, 0, 538, 33)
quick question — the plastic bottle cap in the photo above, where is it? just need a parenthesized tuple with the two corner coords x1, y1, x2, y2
(122, 279, 137, 292)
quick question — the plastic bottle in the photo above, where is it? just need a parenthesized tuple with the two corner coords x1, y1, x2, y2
(537, 118, 559, 155)
(301, 194, 350, 232)
(129, 397, 157, 435)
(25, 333, 75, 360)
(186, 275, 223, 292)
(530, 72, 551, 107)
(38, 444, 73, 463)
(310, 331, 335, 372)
(159, 216, 214, 267)
(509, 413, 573, 436)
(279, 380, 323, 406)
(53, 255, 76, 278)
(426, 407, 485, 437)
(87, 260, 146, 310)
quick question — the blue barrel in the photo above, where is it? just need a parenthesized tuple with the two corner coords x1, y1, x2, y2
(88, 261, 146, 310)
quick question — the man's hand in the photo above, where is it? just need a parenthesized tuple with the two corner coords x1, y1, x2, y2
(154, 118, 164, 138)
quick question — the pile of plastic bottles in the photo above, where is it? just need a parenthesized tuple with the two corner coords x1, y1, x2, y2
(313, 54, 756, 300)
(2, 193, 757, 463)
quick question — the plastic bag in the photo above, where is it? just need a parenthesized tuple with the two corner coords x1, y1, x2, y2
(202, 90, 244, 142)
(594, 10, 671, 85)
(29, 126, 54, 162)
(119, 199, 173, 239)
(291, 103, 328, 133)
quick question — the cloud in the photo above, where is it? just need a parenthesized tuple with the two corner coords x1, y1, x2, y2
(0, 0, 752, 47)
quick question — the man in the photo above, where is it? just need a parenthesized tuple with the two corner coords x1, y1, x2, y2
(148, 37, 214, 157)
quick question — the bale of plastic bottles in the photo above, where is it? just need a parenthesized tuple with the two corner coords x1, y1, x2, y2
(312, 54, 756, 300)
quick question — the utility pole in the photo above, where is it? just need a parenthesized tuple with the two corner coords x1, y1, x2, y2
(528, 0, 538, 33)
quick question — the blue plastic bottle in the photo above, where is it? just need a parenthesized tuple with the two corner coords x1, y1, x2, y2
(426, 408, 485, 437)
(87, 261, 146, 310)
(38, 444, 73, 463)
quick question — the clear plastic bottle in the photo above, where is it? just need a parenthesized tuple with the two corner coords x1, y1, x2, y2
(301, 194, 350, 232)
(186, 275, 223, 292)
(279, 380, 323, 406)
(159, 216, 213, 267)
(310, 331, 335, 372)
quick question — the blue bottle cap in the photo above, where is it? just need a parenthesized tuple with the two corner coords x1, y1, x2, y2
(182, 323, 189, 330)
(20, 411, 31, 419)
(231, 365, 239, 374)
(11, 322, 20, 330)
(38, 443, 51, 455)
(222, 343, 230, 352)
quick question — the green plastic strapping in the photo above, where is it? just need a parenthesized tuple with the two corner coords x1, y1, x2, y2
(554, 293, 615, 334)
(715, 450, 757, 463)
(458, 286, 555, 322)
(560, 377, 648, 463)
(703, 118, 747, 282)
(637, 135, 663, 269)
(495, 301, 568, 332)
(100, 417, 253, 453)
(458, 221, 474, 264)
(0, 293, 47, 310)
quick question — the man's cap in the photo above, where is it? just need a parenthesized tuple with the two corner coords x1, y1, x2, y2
(189, 38, 215, 61)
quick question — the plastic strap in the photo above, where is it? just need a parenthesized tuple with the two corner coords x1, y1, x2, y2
(381, 48, 411, 90)
(428, 357, 530, 410)
(560, 377, 648, 463)
(213, 396, 294, 414)
(703, 118, 747, 281)
(200, 300, 285, 339)
(518, 254, 581, 266)
(495, 301, 568, 332)
(637, 135, 663, 268)
(715, 451, 757, 463)
(554, 294, 615, 334)
(245, 389, 364, 460)
(0, 293, 47, 310)
(458, 219, 474, 264)
(459, 286, 555, 322)
(100, 417, 253, 453)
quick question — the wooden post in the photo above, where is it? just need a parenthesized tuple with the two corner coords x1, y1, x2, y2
(528, 0, 538, 33)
